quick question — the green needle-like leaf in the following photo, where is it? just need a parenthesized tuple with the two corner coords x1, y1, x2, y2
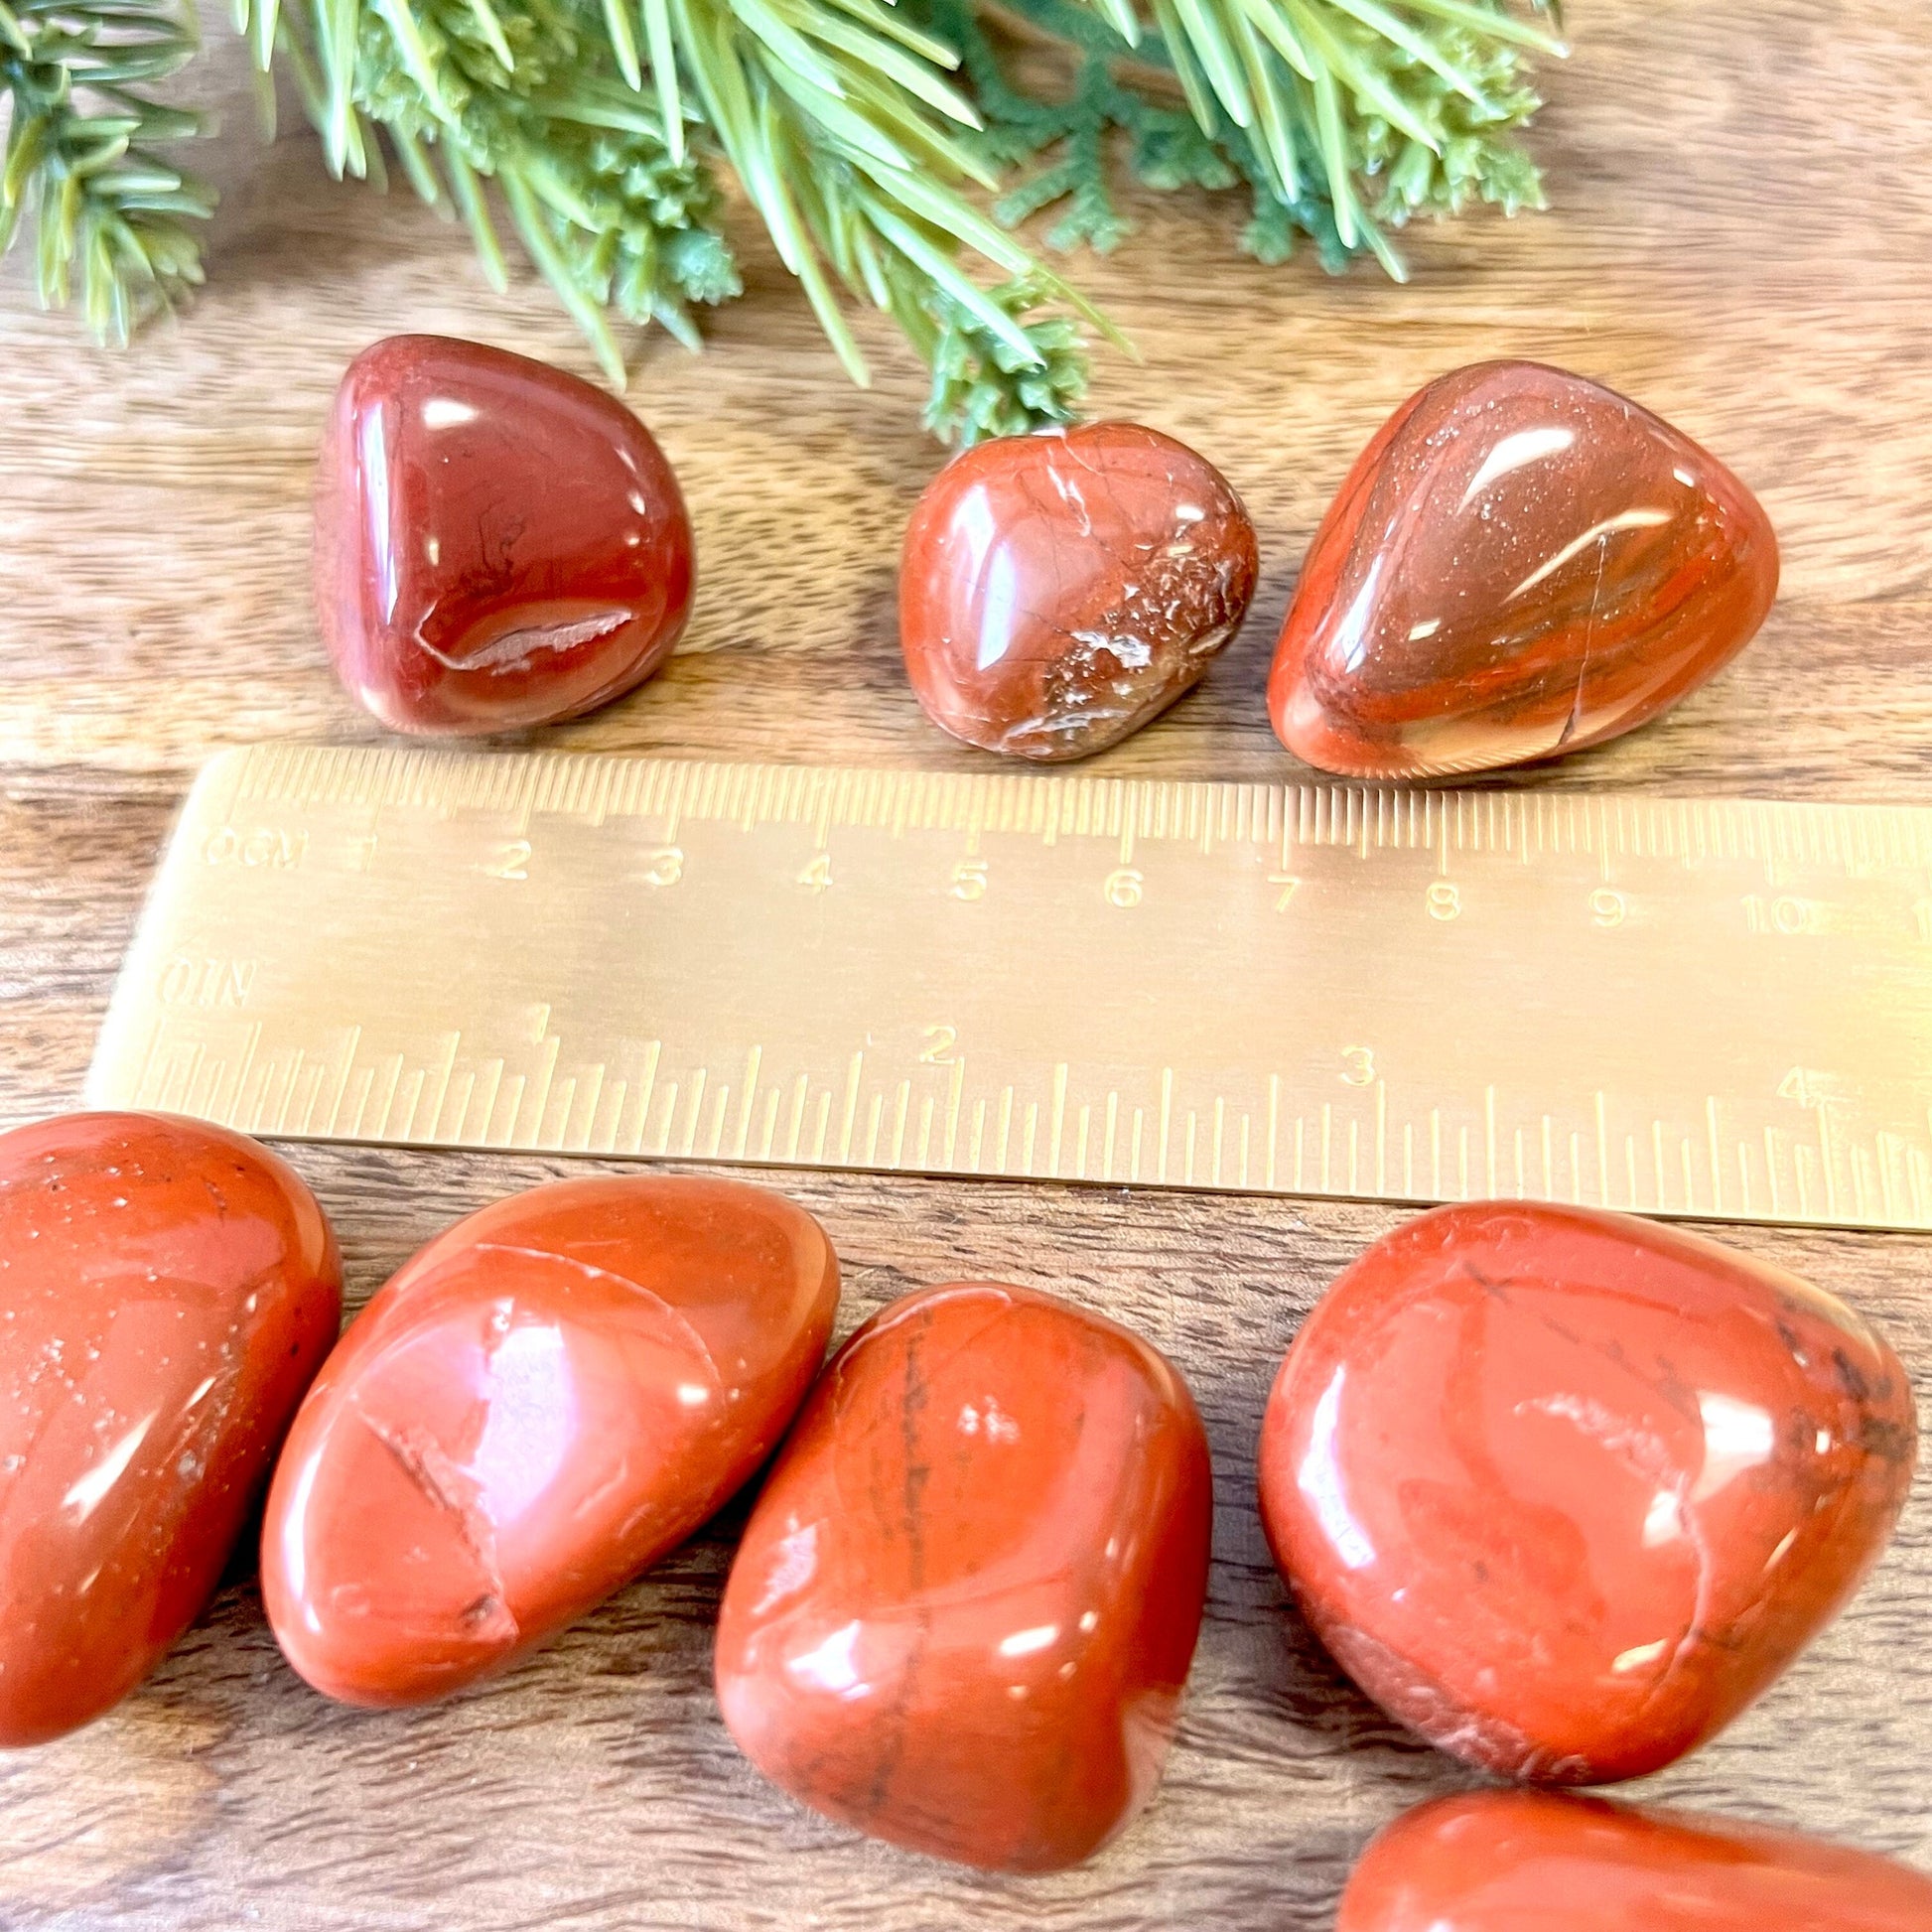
(1148, 0, 1221, 131)
(600, 0, 638, 81)
(1227, 8, 1297, 198)
(465, 0, 513, 64)
(1170, 0, 1252, 127)
(442, 142, 509, 286)
(501, 164, 626, 376)
(1401, 0, 1563, 54)
(640, 0, 681, 157)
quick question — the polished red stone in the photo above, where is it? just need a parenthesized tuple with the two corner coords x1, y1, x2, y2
(314, 335, 694, 735)
(1338, 1789, 1932, 1931)
(261, 1175, 838, 1707)
(715, 1281, 1213, 1870)
(1268, 361, 1778, 777)
(1257, 1202, 1916, 1783)
(0, 1112, 342, 1746)
(900, 423, 1259, 759)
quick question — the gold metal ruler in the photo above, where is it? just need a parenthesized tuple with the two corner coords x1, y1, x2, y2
(87, 743, 1932, 1231)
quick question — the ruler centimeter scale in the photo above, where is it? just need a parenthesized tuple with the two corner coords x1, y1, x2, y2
(87, 743, 1932, 1232)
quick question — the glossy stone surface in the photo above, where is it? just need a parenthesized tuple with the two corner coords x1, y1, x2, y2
(716, 1281, 1213, 1870)
(900, 423, 1259, 760)
(0, 1112, 342, 1746)
(1258, 1202, 1916, 1783)
(1268, 360, 1778, 777)
(262, 1175, 838, 1707)
(1338, 1790, 1932, 1931)
(314, 335, 694, 735)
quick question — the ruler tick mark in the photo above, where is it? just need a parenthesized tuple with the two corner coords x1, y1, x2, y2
(891, 1081, 911, 1166)
(839, 1054, 863, 1163)
(682, 1069, 708, 1157)
(736, 1046, 762, 1159)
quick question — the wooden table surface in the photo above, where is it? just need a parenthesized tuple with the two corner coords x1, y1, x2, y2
(4, 2, 1931, 1924)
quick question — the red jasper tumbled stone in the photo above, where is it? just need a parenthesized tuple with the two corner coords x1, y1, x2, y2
(261, 1175, 838, 1707)
(314, 335, 694, 735)
(0, 1112, 342, 1746)
(1338, 1789, 1932, 1932)
(1258, 1202, 1916, 1784)
(1268, 360, 1778, 777)
(715, 1281, 1213, 1871)
(900, 422, 1259, 760)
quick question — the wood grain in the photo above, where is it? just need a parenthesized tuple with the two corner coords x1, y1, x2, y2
(3, 1, 1931, 1924)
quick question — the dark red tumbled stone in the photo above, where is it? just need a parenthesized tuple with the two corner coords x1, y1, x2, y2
(1258, 1202, 1916, 1784)
(0, 1112, 342, 1745)
(1269, 361, 1778, 777)
(900, 423, 1259, 760)
(314, 335, 693, 735)
(715, 1281, 1213, 1870)
(261, 1175, 839, 1708)
(1338, 1790, 1932, 1931)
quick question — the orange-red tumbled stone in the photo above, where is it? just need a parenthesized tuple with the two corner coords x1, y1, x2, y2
(1268, 360, 1778, 777)
(1258, 1202, 1916, 1784)
(900, 423, 1259, 760)
(314, 335, 694, 735)
(0, 1112, 342, 1746)
(261, 1175, 838, 1707)
(715, 1281, 1213, 1870)
(1338, 1789, 1932, 1932)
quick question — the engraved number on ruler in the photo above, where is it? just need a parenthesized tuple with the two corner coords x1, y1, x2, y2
(204, 826, 306, 869)
(482, 840, 531, 881)
(641, 846, 683, 887)
(1744, 895, 1821, 935)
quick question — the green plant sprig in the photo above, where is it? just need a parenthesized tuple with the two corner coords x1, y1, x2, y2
(3, 0, 1562, 441)
(0, 0, 212, 343)
(919, 0, 1557, 274)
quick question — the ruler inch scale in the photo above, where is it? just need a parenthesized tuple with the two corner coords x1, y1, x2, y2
(86, 743, 1932, 1233)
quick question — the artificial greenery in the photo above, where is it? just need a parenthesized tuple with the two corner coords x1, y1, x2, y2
(1, 0, 212, 343)
(1, 0, 1561, 436)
